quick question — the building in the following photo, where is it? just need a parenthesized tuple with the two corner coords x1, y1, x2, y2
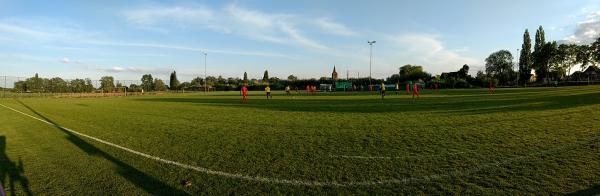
(584, 66, 599, 80)
(332, 66, 339, 80)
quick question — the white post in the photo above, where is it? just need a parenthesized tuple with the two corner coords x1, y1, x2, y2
(2, 76, 5, 98)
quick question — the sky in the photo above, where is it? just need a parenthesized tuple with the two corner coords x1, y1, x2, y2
(1, 0, 599, 81)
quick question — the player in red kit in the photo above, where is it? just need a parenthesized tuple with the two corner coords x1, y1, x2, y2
(412, 83, 420, 101)
(306, 85, 310, 95)
(241, 85, 248, 103)
(488, 81, 495, 94)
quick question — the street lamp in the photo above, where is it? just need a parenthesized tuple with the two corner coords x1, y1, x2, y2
(368, 41, 376, 86)
(203, 52, 207, 93)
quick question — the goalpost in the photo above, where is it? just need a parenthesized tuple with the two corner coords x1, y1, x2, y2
(102, 86, 127, 96)
(113, 86, 128, 96)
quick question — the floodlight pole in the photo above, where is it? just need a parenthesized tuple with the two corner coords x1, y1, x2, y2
(516, 49, 520, 87)
(203, 52, 207, 93)
(368, 41, 376, 86)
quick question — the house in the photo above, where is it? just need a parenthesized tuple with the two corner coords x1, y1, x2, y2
(583, 66, 599, 80)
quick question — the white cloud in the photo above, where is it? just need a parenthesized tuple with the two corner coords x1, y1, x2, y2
(0, 23, 49, 39)
(224, 4, 279, 28)
(125, 6, 214, 25)
(83, 40, 296, 59)
(224, 4, 330, 51)
(123, 4, 331, 51)
(222, 4, 329, 50)
(279, 22, 330, 50)
(0, 19, 102, 43)
(315, 18, 357, 36)
(61, 57, 70, 64)
(386, 34, 479, 74)
(0, 18, 295, 59)
(99, 66, 171, 75)
(0, 53, 58, 63)
(222, 4, 287, 43)
(561, 10, 600, 44)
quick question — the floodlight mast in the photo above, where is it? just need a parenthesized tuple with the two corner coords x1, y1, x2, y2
(516, 48, 520, 87)
(203, 52, 207, 93)
(368, 41, 376, 86)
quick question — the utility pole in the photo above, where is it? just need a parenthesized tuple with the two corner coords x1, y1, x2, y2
(203, 52, 207, 93)
(368, 41, 376, 86)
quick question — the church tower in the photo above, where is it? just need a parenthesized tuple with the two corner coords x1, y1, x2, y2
(332, 66, 339, 80)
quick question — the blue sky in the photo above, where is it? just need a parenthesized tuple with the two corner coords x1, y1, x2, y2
(1, 0, 599, 81)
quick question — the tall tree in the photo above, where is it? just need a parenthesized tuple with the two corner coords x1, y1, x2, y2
(287, 75, 298, 81)
(262, 70, 269, 84)
(169, 70, 180, 90)
(84, 78, 94, 92)
(48, 77, 67, 93)
(458, 64, 470, 78)
(485, 50, 515, 86)
(27, 73, 43, 92)
(154, 79, 167, 91)
(592, 37, 600, 64)
(69, 79, 86, 93)
(533, 26, 547, 82)
(554, 44, 578, 78)
(243, 72, 248, 83)
(141, 74, 154, 91)
(534, 26, 545, 53)
(576, 45, 592, 71)
(398, 64, 431, 82)
(519, 29, 533, 85)
(100, 76, 115, 92)
(537, 41, 559, 82)
(191, 77, 203, 88)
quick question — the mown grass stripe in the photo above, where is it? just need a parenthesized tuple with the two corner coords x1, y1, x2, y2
(1, 101, 598, 187)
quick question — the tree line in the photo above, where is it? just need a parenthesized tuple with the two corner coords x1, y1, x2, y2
(13, 73, 96, 93)
(11, 26, 600, 93)
(487, 26, 600, 86)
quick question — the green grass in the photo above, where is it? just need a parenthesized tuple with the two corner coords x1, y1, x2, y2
(1, 86, 599, 195)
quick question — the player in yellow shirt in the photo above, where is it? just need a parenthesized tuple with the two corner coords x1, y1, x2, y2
(265, 86, 272, 99)
(380, 82, 386, 100)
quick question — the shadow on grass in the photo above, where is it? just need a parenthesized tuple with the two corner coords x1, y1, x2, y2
(136, 90, 600, 114)
(15, 100, 188, 195)
(0, 136, 33, 196)
(567, 184, 600, 196)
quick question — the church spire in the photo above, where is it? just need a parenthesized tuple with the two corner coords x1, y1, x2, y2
(332, 65, 339, 80)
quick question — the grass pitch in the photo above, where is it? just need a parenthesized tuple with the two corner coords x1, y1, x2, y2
(1, 86, 599, 195)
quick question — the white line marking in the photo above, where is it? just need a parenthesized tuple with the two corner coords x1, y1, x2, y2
(0, 103, 343, 186)
(1, 102, 598, 187)
(330, 151, 466, 159)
